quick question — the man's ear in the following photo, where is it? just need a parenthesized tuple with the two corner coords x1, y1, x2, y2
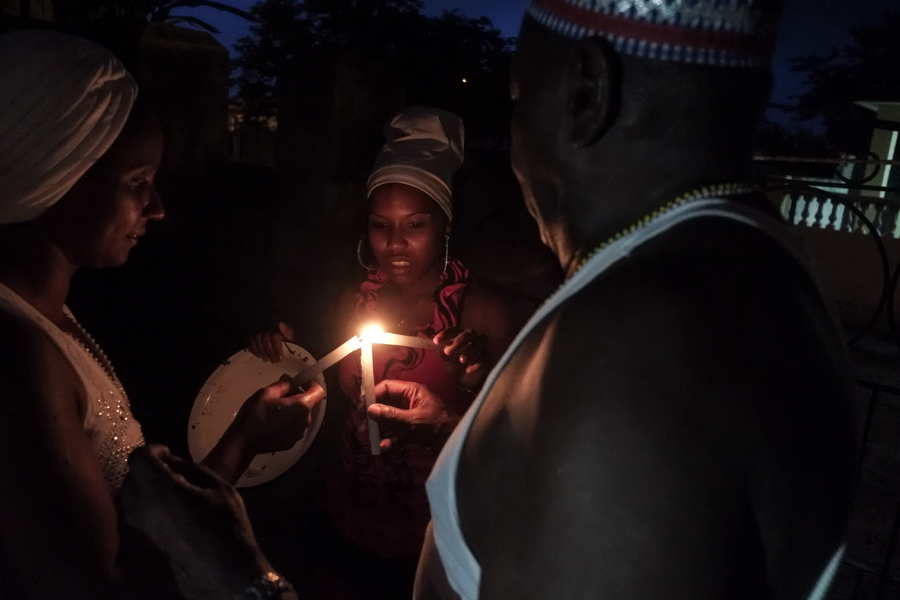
(571, 38, 617, 148)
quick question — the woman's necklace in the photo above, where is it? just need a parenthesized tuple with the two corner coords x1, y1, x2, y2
(573, 183, 753, 277)
(394, 287, 437, 331)
(65, 314, 127, 396)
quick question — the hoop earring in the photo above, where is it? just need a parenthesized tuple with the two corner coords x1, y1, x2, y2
(357, 238, 376, 271)
(443, 234, 449, 274)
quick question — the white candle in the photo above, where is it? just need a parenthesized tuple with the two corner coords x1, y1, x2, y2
(290, 336, 361, 389)
(373, 331, 440, 351)
(360, 336, 381, 455)
(355, 325, 439, 456)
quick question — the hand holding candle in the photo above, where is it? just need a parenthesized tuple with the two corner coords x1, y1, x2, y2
(368, 380, 461, 452)
(290, 325, 445, 455)
(359, 325, 442, 455)
(290, 336, 361, 390)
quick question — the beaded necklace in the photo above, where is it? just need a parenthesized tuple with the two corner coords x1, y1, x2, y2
(64, 313, 142, 492)
(65, 315, 128, 398)
(573, 183, 754, 276)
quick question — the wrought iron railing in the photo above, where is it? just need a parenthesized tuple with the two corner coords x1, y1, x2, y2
(759, 154, 900, 600)
(759, 155, 900, 348)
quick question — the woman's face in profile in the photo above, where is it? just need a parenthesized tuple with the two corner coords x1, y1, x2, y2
(47, 113, 165, 268)
(367, 183, 446, 286)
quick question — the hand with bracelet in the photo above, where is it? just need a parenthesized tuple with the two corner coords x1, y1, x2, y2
(121, 445, 297, 600)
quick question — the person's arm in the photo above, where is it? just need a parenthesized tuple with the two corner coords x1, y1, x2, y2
(249, 322, 296, 363)
(201, 377, 326, 484)
(230, 287, 359, 481)
(0, 315, 128, 600)
(435, 282, 517, 391)
(123, 445, 299, 600)
(458, 282, 517, 365)
(414, 522, 462, 600)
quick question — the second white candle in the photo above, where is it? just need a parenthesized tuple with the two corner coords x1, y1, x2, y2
(360, 336, 381, 455)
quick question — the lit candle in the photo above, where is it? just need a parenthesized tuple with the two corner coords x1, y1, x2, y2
(360, 326, 381, 455)
(352, 325, 441, 455)
(371, 330, 440, 350)
(290, 335, 361, 389)
(280, 326, 439, 456)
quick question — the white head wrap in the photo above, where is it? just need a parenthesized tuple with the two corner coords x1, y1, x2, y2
(0, 29, 138, 224)
(367, 106, 464, 222)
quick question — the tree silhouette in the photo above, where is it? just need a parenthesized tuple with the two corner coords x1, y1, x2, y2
(233, 0, 514, 144)
(790, 11, 900, 152)
(16, 0, 255, 32)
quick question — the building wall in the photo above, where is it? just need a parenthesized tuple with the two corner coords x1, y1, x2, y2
(0, 0, 54, 19)
(801, 226, 900, 329)
(865, 103, 900, 200)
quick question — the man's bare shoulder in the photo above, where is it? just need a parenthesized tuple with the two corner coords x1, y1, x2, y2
(555, 215, 845, 373)
(466, 218, 855, 598)
(539, 217, 853, 455)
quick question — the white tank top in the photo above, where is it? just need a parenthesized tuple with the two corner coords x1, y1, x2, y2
(425, 198, 845, 600)
(0, 282, 144, 493)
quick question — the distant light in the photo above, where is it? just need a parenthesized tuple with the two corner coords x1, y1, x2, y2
(461, 78, 467, 83)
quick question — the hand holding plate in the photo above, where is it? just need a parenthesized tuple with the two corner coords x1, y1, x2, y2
(233, 375, 326, 455)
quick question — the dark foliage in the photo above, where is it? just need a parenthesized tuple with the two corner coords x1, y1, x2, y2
(2, 0, 254, 33)
(233, 0, 515, 145)
(790, 11, 900, 152)
(754, 119, 835, 157)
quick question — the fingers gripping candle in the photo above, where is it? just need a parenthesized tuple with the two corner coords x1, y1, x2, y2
(356, 325, 442, 455)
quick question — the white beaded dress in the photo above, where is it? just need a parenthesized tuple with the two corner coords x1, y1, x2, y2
(0, 282, 144, 493)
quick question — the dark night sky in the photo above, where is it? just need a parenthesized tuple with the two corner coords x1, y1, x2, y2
(187, 0, 898, 128)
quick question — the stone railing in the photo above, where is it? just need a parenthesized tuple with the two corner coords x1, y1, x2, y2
(758, 154, 900, 239)
(778, 190, 900, 239)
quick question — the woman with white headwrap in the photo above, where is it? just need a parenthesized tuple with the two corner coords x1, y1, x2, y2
(0, 29, 321, 600)
(250, 106, 517, 600)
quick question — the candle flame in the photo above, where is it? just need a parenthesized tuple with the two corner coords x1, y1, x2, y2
(360, 325, 384, 342)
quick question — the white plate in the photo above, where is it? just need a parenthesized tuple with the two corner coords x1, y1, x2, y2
(188, 343, 327, 487)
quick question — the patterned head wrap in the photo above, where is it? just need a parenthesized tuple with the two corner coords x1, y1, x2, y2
(0, 29, 138, 224)
(367, 106, 465, 222)
(526, 0, 782, 68)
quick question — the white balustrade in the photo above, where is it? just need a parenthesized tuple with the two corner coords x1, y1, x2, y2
(780, 191, 900, 239)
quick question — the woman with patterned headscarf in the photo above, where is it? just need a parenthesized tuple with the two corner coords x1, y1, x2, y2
(0, 29, 323, 599)
(250, 106, 517, 599)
